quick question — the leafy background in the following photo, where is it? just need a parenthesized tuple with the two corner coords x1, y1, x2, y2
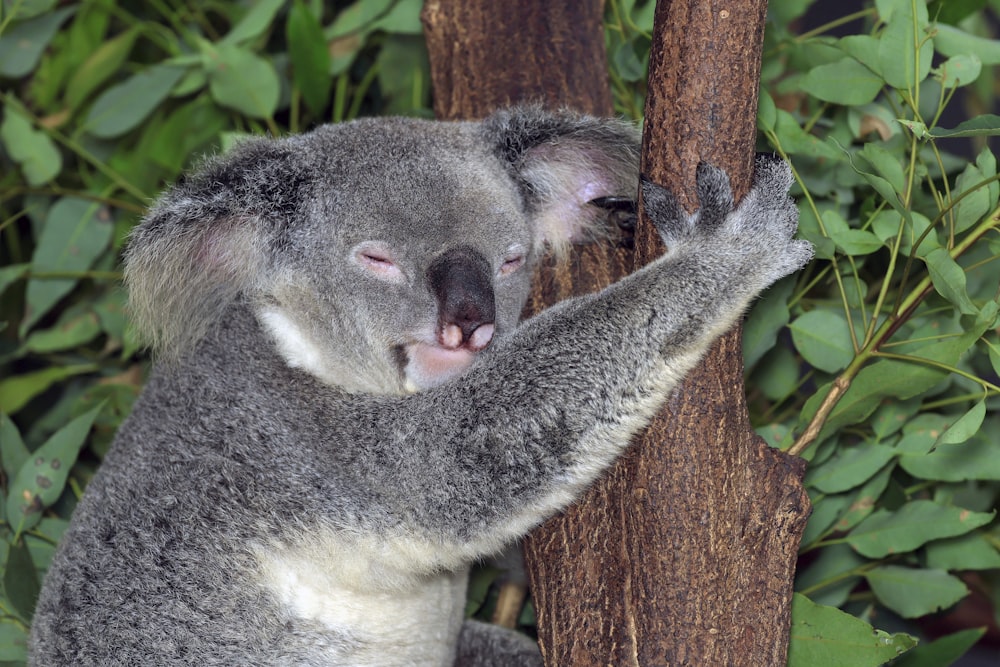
(2, 0, 1000, 665)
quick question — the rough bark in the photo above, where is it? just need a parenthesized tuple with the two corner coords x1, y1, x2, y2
(422, 1, 811, 665)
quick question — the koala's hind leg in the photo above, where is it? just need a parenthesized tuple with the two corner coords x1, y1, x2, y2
(454, 619, 542, 667)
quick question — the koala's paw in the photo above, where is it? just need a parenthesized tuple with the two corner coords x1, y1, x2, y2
(643, 156, 813, 285)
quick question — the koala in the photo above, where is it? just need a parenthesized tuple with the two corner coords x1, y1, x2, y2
(29, 106, 811, 666)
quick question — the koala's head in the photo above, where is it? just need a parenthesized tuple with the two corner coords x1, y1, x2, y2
(126, 107, 639, 394)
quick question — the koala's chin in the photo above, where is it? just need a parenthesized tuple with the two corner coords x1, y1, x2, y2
(403, 342, 478, 392)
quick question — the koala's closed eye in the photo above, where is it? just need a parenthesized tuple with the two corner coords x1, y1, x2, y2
(30, 106, 809, 667)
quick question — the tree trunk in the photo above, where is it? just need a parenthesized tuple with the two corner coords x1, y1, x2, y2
(422, 1, 811, 665)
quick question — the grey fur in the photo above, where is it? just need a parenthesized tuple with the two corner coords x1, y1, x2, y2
(29, 107, 811, 666)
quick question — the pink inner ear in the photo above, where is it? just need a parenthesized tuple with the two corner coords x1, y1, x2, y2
(194, 219, 260, 280)
(521, 144, 630, 256)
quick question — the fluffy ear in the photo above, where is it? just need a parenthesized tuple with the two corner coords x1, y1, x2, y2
(481, 106, 641, 258)
(124, 137, 310, 358)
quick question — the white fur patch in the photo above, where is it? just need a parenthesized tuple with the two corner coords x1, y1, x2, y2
(257, 307, 328, 378)
(255, 529, 468, 667)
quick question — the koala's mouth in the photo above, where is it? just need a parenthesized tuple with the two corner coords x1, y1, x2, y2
(401, 342, 477, 393)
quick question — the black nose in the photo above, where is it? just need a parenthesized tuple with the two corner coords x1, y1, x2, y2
(427, 246, 496, 348)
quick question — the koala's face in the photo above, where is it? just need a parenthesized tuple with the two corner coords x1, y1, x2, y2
(257, 120, 541, 395)
(126, 108, 640, 396)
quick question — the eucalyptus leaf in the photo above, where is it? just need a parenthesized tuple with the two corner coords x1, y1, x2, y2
(877, 9, 932, 90)
(934, 24, 1000, 64)
(1, 105, 61, 186)
(0, 6, 75, 78)
(787, 593, 916, 667)
(891, 628, 987, 667)
(221, 0, 286, 45)
(934, 54, 983, 89)
(900, 427, 1000, 481)
(1, 538, 39, 622)
(287, 0, 332, 116)
(928, 114, 1000, 138)
(205, 44, 281, 119)
(924, 248, 979, 315)
(800, 58, 883, 106)
(789, 309, 855, 373)
(865, 566, 967, 618)
(925, 532, 1000, 571)
(5, 403, 104, 533)
(64, 26, 140, 109)
(0, 621, 28, 661)
(83, 64, 188, 139)
(0, 414, 30, 482)
(742, 277, 793, 368)
(0, 364, 99, 414)
(847, 500, 994, 558)
(805, 444, 895, 495)
(935, 401, 986, 446)
(22, 198, 114, 335)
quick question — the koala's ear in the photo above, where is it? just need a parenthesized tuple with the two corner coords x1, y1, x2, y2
(481, 106, 641, 257)
(124, 137, 310, 358)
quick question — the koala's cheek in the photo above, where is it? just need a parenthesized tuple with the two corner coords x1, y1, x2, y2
(403, 344, 476, 392)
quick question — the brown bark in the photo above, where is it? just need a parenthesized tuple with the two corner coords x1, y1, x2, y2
(422, 1, 810, 665)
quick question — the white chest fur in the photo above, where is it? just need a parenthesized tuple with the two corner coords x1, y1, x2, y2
(255, 530, 469, 667)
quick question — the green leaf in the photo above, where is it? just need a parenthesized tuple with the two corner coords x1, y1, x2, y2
(796, 544, 866, 608)
(0, 364, 98, 414)
(801, 318, 990, 441)
(928, 114, 1000, 138)
(870, 397, 921, 440)
(835, 464, 894, 533)
(900, 426, 1000, 481)
(757, 89, 776, 133)
(0, 104, 61, 186)
(892, 628, 986, 667)
(935, 401, 986, 446)
(22, 197, 114, 334)
(374, 35, 429, 114)
(1, 413, 30, 482)
(925, 532, 1000, 571)
(877, 9, 932, 90)
(895, 413, 951, 454)
(857, 143, 906, 196)
(371, 0, 423, 33)
(800, 493, 853, 549)
(24, 308, 102, 354)
(876, 0, 929, 22)
(0, 621, 29, 661)
(743, 277, 793, 368)
(205, 43, 281, 119)
(952, 151, 998, 234)
(287, 0, 332, 116)
(934, 24, 1000, 65)
(934, 54, 983, 89)
(773, 110, 843, 161)
(5, 403, 104, 533)
(870, 210, 939, 257)
(800, 58, 884, 105)
(222, 0, 287, 44)
(805, 444, 895, 494)
(327, 0, 394, 38)
(865, 566, 967, 618)
(1, 538, 39, 624)
(790, 309, 855, 373)
(822, 209, 883, 256)
(0, 262, 29, 299)
(924, 248, 979, 315)
(787, 593, 916, 667)
(0, 6, 76, 78)
(847, 500, 995, 558)
(64, 26, 140, 109)
(83, 63, 187, 139)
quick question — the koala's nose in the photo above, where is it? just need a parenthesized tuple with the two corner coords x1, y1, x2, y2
(427, 246, 496, 351)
